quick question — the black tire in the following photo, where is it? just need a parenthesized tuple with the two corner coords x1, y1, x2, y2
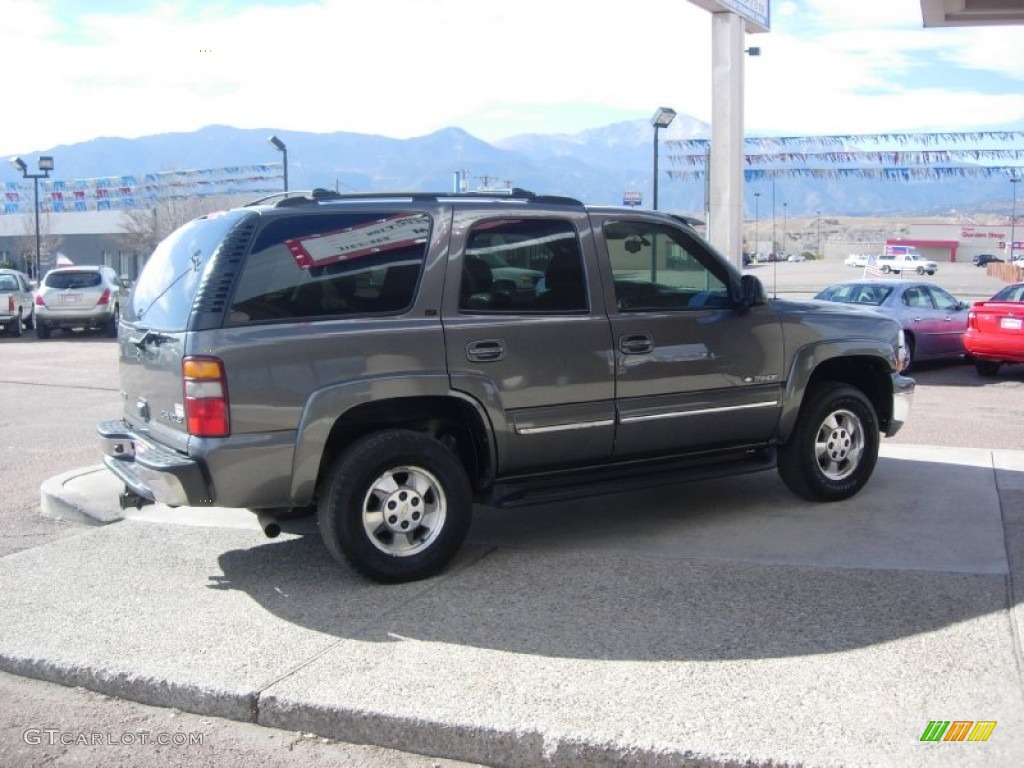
(902, 334, 916, 372)
(318, 429, 472, 583)
(104, 306, 119, 338)
(881, 265, 891, 274)
(778, 383, 880, 502)
(11, 311, 23, 337)
(26, 308, 35, 331)
(35, 323, 50, 339)
(974, 360, 1001, 377)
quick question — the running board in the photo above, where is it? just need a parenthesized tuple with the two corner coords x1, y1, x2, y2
(485, 446, 777, 508)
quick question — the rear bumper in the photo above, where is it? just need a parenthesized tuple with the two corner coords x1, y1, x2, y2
(97, 419, 209, 507)
(37, 306, 114, 328)
(97, 418, 299, 508)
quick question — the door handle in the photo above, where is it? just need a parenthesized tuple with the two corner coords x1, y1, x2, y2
(619, 333, 653, 355)
(466, 339, 505, 362)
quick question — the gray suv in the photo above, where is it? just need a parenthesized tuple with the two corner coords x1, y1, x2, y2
(99, 189, 913, 583)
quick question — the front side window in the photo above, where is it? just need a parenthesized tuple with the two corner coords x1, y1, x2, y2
(229, 212, 430, 325)
(459, 218, 586, 312)
(604, 221, 731, 311)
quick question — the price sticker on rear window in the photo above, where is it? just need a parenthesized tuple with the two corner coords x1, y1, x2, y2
(284, 214, 429, 268)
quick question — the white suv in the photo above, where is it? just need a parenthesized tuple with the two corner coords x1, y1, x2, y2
(877, 252, 938, 276)
(35, 265, 125, 339)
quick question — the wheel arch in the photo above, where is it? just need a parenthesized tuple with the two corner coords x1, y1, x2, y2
(779, 348, 895, 442)
(291, 386, 494, 507)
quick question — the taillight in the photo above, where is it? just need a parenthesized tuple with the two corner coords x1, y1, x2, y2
(182, 357, 229, 437)
(6, 296, 12, 312)
(34, 294, 44, 307)
(97, 288, 111, 306)
(967, 310, 977, 331)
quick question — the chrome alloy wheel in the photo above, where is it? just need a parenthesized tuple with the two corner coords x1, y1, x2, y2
(361, 465, 446, 557)
(813, 408, 864, 481)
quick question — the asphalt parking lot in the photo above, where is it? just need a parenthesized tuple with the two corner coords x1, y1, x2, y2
(0, 258, 1022, 767)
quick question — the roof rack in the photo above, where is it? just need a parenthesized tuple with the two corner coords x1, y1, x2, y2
(243, 188, 585, 209)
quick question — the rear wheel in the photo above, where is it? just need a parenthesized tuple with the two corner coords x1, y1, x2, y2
(974, 360, 1001, 377)
(26, 308, 35, 331)
(35, 323, 51, 339)
(881, 265, 892, 274)
(104, 306, 119, 338)
(318, 429, 473, 583)
(778, 383, 880, 502)
(11, 311, 23, 337)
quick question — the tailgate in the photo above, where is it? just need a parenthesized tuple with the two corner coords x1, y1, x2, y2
(118, 327, 191, 453)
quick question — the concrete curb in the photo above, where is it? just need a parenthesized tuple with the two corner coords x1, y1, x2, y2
(39, 465, 123, 526)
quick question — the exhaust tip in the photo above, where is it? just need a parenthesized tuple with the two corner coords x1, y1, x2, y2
(256, 511, 282, 538)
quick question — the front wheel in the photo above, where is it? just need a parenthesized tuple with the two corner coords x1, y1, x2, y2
(318, 429, 473, 583)
(778, 383, 880, 502)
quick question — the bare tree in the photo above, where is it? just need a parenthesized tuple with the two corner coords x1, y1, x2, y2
(14, 210, 62, 278)
(118, 195, 249, 258)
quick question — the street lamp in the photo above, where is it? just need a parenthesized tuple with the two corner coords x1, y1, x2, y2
(1011, 174, 1020, 262)
(753, 191, 760, 259)
(782, 202, 788, 259)
(650, 107, 676, 210)
(268, 135, 288, 192)
(816, 210, 821, 260)
(10, 155, 54, 282)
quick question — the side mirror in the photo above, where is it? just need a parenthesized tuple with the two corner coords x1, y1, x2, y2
(739, 274, 767, 309)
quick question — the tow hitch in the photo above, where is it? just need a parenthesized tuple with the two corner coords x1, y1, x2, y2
(119, 487, 153, 510)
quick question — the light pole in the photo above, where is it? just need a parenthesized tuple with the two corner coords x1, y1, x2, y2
(10, 155, 54, 282)
(782, 202, 788, 259)
(816, 210, 821, 260)
(268, 135, 288, 192)
(753, 191, 760, 259)
(1011, 174, 1020, 262)
(650, 107, 676, 210)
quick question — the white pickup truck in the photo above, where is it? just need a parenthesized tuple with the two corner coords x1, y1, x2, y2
(877, 251, 938, 276)
(0, 268, 36, 337)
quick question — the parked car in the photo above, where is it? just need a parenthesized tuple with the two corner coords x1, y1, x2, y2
(813, 279, 969, 370)
(34, 265, 124, 339)
(963, 282, 1024, 377)
(0, 268, 35, 337)
(845, 254, 870, 268)
(877, 252, 938, 276)
(97, 189, 912, 583)
(972, 253, 1004, 267)
(786, 253, 806, 263)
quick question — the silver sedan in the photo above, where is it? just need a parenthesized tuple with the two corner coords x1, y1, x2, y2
(813, 279, 970, 370)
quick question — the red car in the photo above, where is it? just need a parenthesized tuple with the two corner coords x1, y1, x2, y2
(964, 282, 1024, 376)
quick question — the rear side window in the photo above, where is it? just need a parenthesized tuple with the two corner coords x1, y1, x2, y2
(45, 271, 102, 290)
(228, 212, 430, 325)
(459, 218, 586, 312)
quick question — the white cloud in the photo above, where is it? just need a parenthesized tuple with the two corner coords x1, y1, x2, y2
(0, 0, 1021, 156)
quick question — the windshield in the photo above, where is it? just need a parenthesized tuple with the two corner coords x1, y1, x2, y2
(816, 284, 893, 306)
(125, 210, 250, 329)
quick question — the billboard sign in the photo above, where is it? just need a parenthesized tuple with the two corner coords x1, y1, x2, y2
(687, 0, 770, 33)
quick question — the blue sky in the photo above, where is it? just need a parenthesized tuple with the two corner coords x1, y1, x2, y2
(2, 0, 1022, 156)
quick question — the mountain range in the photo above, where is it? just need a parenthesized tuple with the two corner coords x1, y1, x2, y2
(15, 116, 1019, 218)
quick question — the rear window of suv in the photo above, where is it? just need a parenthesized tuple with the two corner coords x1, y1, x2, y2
(227, 211, 430, 324)
(45, 271, 102, 290)
(126, 210, 251, 329)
